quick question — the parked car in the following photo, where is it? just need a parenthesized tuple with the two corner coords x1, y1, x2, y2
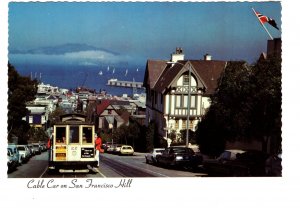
(32, 143, 42, 155)
(7, 144, 22, 165)
(156, 146, 203, 170)
(265, 153, 282, 176)
(218, 149, 246, 161)
(102, 142, 113, 152)
(36, 142, 46, 152)
(27, 144, 35, 156)
(16, 145, 31, 163)
(203, 150, 269, 176)
(119, 145, 134, 156)
(145, 148, 165, 164)
(7, 148, 18, 172)
(107, 144, 116, 153)
(113, 144, 123, 154)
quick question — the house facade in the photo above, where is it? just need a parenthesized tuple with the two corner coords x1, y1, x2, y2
(24, 104, 48, 129)
(143, 48, 227, 142)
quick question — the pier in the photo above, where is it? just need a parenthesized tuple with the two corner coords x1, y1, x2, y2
(107, 79, 144, 88)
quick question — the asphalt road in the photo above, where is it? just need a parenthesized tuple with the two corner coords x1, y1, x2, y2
(7, 150, 208, 178)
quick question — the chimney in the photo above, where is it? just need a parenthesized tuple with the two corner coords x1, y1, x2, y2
(204, 53, 212, 61)
(171, 47, 184, 62)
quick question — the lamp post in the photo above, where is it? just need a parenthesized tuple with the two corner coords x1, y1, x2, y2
(167, 61, 191, 147)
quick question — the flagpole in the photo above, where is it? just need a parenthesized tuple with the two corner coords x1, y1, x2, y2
(252, 7, 273, 40)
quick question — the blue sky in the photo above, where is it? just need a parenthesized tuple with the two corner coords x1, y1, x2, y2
(8, 1, 281, 66)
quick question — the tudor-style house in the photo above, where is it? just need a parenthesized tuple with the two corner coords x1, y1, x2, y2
(143, 48, 227, 142)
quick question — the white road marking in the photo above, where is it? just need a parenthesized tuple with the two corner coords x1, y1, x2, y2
(93, 167, 106, 178)
(40, 167, 49, 178)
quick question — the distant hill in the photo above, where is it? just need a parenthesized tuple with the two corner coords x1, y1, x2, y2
(9, 43, 120, 56)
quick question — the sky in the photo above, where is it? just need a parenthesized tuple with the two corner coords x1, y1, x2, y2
(7, 1, 282, 67)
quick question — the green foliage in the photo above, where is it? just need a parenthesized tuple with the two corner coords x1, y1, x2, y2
(8, 63, 38, 142)
(99, 132, 112, 144)
(145, 121, 156, 152)
(48, 107, 66, 126)
(196, 57, 281, 155)
(145, 120, 162, 152)
(28, 127, 48, 142)
(169, 130, 177, 144)
(112, 118, 145, 151)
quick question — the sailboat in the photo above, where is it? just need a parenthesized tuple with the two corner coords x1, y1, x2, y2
(99, 70, 103, 76)
(112, 68, 115, 74)
(125, 69, 128, 76)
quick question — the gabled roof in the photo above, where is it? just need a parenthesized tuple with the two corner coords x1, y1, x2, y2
(47, 95, 57, 100)
(143, 60, 168, 88)
(190, 60, 227, 94)
(147, 59, 227, 95)
(96, 99, 131, 115)
(96, 100, 110, 115)
(259, 52, 267, 61)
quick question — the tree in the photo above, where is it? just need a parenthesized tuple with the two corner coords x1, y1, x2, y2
(145, 121, 162, 152)
(145, 121, 156, 152)
(28, 127, 48, 142)
(127, 120, 141, 150)
(48, 107, 66, 126)
(8, 63, 38, 143)
(196, 57, 281, 155)
(250, 56, 282, 153)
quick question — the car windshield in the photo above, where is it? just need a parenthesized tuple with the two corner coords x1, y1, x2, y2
(172, 148, 190, 154)
(156, 150, 164, 153)
(123, 146, 132, 149)
(218, 151, 231, 160)
(17, 147, 25, 151)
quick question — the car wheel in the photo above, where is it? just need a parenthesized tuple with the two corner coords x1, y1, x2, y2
(156, 159, 160, 166)
(151, 157, 156, 165)
(146, 158, 149, 164)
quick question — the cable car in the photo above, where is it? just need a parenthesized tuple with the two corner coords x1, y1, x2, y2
(48, 113, 97, 172)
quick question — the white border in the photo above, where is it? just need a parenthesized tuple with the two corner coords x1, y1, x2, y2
(1, 0, 300, 213)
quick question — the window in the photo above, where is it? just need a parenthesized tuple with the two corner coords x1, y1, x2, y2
(82, 126, 93, 144)
(183, 95, 188, 108)
(176, 95, 181, 108)
(29, 116, 33, 124)
(56, 127, 66, 144)
(41, 116, 46, 124)
(191, 96, 196, 108)
(175, 120, 179, 129)
(182, 120, 187, 129)
(183, 75, 189, 86)
(69, 126, 79, 143)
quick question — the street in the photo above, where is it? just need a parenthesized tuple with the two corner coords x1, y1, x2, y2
(7, 150, 208, 178)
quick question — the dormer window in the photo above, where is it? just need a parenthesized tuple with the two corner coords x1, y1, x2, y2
(183, 75, 189, 86)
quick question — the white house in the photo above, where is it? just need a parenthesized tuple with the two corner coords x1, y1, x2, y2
(143, 48, 227, 141)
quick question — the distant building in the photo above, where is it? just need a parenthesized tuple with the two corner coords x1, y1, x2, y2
(143, 48, 227, 141)
(267, 38, 281, 58)
(259, 38, 282, 61)
(23, 104, 48, 129)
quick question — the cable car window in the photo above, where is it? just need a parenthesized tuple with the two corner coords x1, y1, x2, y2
(70, 126, 79, 144)
(82, 127, 93, 144)
(56, 127, 66, 143)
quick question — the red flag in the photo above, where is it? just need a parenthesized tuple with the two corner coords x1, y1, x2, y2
(255, 11, 279, 30)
